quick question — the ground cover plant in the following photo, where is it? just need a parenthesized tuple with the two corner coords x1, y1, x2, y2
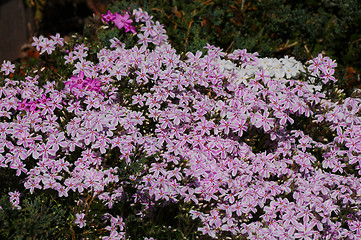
(0, 6, 361, 239)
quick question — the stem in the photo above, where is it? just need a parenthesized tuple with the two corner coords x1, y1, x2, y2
(70, 225, 76, 240)
(184, 18, 194, 53)
(85, 190, 102, 216)
(225, 40, 234, 53)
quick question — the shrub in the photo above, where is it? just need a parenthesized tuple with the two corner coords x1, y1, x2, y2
(0, 6, 360, 239)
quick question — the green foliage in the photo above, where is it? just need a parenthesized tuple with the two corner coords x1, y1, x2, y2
(25, 0, 47, 24)
(119, 200, 201, 239)
(108, 0, 361, 94)
(0, 194, 71, 239)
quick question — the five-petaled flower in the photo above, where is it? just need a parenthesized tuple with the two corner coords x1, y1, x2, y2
(1, 60, 15, 75)
(75, 213, 86, 228)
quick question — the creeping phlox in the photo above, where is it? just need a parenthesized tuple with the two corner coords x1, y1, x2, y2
(102, 10, 136, 34)
(0, 7, 360, 240)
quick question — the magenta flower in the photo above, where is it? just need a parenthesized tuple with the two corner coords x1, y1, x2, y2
(65, 71, 86, 91)
(102, 10, 115, 23)
(113, 13, 135, 33)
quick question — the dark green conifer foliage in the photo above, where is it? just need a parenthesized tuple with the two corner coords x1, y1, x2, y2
(110, 0, 361, 93)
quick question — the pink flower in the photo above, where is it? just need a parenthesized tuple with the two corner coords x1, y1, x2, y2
(8, 190, 21, 203)
(8, 190, 21, 209)
(218, 119, 231, 135)
(140, 20, 156, 37)
(294, 220, 316, 240)
(252, 110, 274, 132)
(50, 33, 64, 46)
(10, 161, 27, 176)
(297, 136, 312, 152)
(40, 38, 56, 54)
(75, 213, 86, 228)
(230, 117, 248, 137)
(24, 178, 42, 194)
(31, 35, 44, 51)
(1, 60, 15, 75)
(37, 143, 57, 159)
(349, 221, 361, 236)
(198, 224, 216, 238)
(208, 209, 222, 228)
(320, 68, 336, 84)
(47, 132, 68, 151)
(195, 118, 215, 136)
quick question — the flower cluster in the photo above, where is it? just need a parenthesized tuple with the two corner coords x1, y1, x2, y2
(0, 7, 360, 239)
(307, 53, 337, 84)
(32, 33, 64, 55)
(64, 71, 103, 96)
(102, 10, 136, 34)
